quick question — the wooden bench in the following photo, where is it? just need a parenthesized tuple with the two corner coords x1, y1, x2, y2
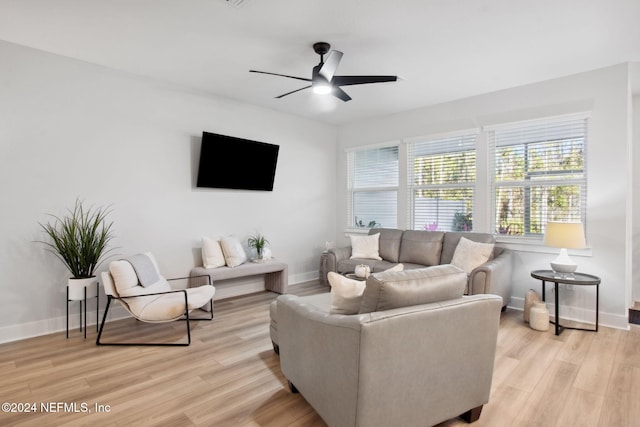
(189, 261, 288, 297)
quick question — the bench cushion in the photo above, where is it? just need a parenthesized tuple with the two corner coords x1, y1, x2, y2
(190, 260, 288, 295)
(191, 261, 286, 281)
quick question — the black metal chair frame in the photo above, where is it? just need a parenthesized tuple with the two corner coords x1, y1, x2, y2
(96, 275, 214, 346)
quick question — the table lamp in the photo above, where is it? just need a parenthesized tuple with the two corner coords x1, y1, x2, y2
(543, 221, 586, 276)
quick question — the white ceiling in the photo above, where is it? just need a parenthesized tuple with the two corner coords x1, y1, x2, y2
(1, 0, 639, 125)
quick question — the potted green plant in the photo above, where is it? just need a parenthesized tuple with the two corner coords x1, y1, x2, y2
(38, 199, 116, 300)
(248, 232, 269, 261)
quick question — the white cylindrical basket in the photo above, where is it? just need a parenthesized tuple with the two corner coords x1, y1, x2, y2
(529, 301, 550, 331)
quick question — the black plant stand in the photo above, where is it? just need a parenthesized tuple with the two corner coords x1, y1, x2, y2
(66, 282, 99, 339)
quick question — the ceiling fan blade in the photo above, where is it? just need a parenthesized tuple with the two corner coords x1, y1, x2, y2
(332, 75, 398, 86)
(275, 85, 312, 98)
(332, 86, 352, 102)
(250, 70, 312, 82)
(318, 50, 343, 81)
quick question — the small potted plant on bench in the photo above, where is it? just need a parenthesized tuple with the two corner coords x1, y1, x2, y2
(248, 231, 269, 261)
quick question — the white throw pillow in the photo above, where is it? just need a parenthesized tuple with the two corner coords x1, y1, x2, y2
(329, 272, 367, 315)
(350, 233, 382, 260)
(220, 236, 247, 267)
(109, 258, 171, 298)
(202, 236, 226, 269)
(450, 237, 495, 274)
(329, 264, 404, 315)
(109, 260, 139, 294)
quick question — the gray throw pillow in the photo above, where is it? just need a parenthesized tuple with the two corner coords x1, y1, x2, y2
(359, 264, 467, 313)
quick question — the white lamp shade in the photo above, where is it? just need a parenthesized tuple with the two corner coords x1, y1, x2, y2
(543, 222, 586, 249)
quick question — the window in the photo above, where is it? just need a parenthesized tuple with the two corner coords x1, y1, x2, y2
(407, 132, 477, 232)
(488, 115, 588, 238)
(347, 145, 398, 229)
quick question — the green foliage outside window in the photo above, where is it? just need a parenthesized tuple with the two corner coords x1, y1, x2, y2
(495, 139, 584, 236)
(452, 212, 473, 232)
(413, 149, 475, 232)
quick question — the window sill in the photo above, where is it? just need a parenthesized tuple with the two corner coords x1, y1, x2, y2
(343, 228, 373, 236)
(496, 236, 592, 257)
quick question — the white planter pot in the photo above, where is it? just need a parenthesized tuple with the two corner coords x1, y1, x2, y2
(68, 277, 98, 301)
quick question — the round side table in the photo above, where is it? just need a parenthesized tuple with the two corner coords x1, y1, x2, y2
(530, 270, 600, 336)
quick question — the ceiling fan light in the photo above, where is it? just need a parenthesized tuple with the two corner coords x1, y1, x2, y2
(313, 84, 332, 95)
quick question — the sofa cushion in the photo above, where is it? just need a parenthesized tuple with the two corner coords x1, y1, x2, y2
(368, 228, 403, 262)
(398, 230, 444, 266)
(330, 264, 404, 315)
(337, 258, 401, 274)
(451, 237, 495, 274)
(359, 264, 467, 313)
(127, 285, 215, 321)
(350, 233, 382, 261)
(441, 232, 495, 264)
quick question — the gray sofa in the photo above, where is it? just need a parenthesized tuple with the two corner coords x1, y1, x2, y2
(272, 267, 503, 427)
(326, 228, 512, 309)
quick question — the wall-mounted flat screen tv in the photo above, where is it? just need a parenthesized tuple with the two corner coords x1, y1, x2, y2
(196, 131, 279, 191)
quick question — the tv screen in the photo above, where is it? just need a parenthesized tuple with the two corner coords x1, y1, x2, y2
(196, 132, 279, 191)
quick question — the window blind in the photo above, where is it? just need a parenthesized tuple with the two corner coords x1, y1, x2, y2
(406, 132, 477, 232)
(488, 115, 588, 237)
(347, 145, 399, 229)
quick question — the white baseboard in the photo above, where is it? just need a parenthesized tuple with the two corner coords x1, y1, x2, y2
(8, 272, 627, 344)
(0, 270, 323, 344)
(0, 304, 131, 344)
(508, 296, 630, 331)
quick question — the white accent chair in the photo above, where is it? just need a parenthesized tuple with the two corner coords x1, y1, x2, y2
(97, 253, 215, 346)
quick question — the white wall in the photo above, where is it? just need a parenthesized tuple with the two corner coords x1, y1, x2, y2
(0, 41, 337, 342)
(633, 90, 640, 307)
(337, 63, 634, 329)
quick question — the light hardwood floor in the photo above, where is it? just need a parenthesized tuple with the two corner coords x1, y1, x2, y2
(1, 281, 639, 427)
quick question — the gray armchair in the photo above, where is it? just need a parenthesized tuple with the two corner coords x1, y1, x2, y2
(275, 267, 502, 427)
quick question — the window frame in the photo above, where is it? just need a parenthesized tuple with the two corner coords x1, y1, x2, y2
(342, 113, 590, 253)
(487, 113, 589, 241)
(405, 129, 479, 232)
(346, 142, 400, 231)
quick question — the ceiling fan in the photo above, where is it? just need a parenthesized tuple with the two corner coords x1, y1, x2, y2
(249, 42, 398, 102)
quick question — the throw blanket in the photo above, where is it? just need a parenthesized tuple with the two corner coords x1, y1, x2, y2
(125, 253, 161, 287)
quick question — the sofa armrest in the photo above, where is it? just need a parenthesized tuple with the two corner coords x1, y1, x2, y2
(277, 294, 502, 427)
(328, 246, 352, 261)
(277, 295, 364, 426)
(468, 249, 513, 307)
(326, 246, 352, 274)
